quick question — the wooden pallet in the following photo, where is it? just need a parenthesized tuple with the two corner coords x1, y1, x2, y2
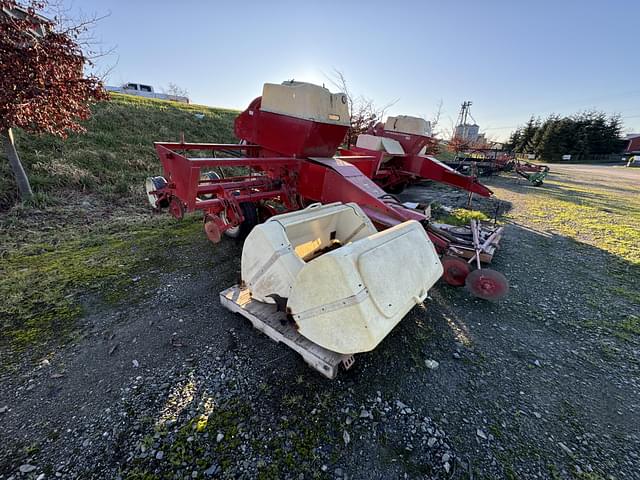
(219, 285, 355, 379)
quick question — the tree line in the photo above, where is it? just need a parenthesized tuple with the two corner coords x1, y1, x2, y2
(504, 111, 626, 161)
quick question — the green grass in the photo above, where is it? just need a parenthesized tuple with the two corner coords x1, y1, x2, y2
(505, 178, 640, 266)
(492, 170, 640, 348)
(0, 93, 239, 209)
(438, 207, 490, 226)
(614, 315, 640, 341)
(0, 215, 202, 360)
(0, 94, 240, 356)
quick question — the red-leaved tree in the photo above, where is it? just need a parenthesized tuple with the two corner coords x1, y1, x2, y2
(0, 0, 108, 201)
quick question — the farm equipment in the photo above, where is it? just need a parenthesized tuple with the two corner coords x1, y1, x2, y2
(446, 149, 513, 176)
(512, 160, 549, 186)
(241, 202, 442, 354)
(146, 81, 508, 376)
(339, 116, 493, 197)
(446, 150, 550, 186)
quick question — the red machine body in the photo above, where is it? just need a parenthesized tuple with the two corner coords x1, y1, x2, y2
(150, 96, 451, 251)
(148, 86, 502, 264)
(235, 97, 348, 158)
(338, 121, 493, 197)
(147, 82, 508, 298)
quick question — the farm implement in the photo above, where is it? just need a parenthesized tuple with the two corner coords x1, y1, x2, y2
(146, 81, 507, 376)
(339, 116, 493, 197)
(511, 160, 550, 186)
(446, 150, 550, 186)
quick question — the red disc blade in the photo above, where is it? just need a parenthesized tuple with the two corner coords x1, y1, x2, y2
(465, 268, 509, 301)
(169, 197, 185, 220)
(204, 220, 222, 243)
(441, 255, 471, 286)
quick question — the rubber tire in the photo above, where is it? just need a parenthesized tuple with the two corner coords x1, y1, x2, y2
(145, 176, 169, 209)
(224, 202, 259, 239)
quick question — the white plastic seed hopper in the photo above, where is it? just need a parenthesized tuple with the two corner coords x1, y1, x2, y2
(220, 203, 443, 378)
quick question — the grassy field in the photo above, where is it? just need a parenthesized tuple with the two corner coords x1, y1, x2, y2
(0, 94, 238, 361)
(508, 173, 640, 266)
(493, 165, 640, 336)
(0, 93, 238, 209)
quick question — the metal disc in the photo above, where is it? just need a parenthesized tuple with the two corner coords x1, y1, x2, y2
(465, 268, 509, 301)
(204, 220, 222, 243)
(449, 226, 472, 237)
(441, 255, 471, 286)
(168, 197, 185, 219)
(145, 176, 168, 208)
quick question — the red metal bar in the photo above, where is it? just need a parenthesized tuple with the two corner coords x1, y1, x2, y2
(154, 142, 260, 151)
(185, 157, 300, 167)
(340, 144, 492, 196)
(195, 189, 286, 209)
(196, 178, 271, 194)
(401, 155, 493, 197)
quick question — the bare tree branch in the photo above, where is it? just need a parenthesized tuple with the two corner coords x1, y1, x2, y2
(327, 69, 398, 146)
(162, 82, 189, 98)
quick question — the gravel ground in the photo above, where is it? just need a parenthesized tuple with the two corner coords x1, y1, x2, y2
(1, 166, 638, 479)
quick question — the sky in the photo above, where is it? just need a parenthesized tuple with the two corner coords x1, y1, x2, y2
(63, 0, 639, 141)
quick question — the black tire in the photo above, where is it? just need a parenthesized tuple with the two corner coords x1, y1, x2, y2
(225, 202, 259, 239)
(239, 202, 259, 238)
(145, 176, 169, 209)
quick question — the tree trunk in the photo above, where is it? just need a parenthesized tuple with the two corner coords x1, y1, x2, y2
(1, 127, 33, 201)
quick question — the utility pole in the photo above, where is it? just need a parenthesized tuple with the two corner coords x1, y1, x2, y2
(454, 101, 473, 140)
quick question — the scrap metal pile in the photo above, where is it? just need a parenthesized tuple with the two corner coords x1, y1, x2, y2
(145, 81, 509, 376)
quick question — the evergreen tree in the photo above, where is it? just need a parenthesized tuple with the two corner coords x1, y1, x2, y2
(507, 111, 624, 161)
(515, 116, 539, 153)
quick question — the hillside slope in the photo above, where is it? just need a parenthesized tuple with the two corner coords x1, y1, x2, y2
(0, 94, 240, 360)
(0, 93, 240, 209)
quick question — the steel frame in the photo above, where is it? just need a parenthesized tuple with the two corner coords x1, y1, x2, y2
(150, 141, 458, 251)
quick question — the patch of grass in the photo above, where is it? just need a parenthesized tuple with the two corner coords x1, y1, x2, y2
(0, 215, 202, 357)
(124, 469, 160, 480)
(574, 470, 607, 480)
(489, 423, 504, 440)
(573, 315, 640, 345)
(438, 208, 490, 227)
(166, 399, 251, 471)
(618, 315, 640, 334)
(0, 93, 239, 209)
(22, 191, 60, 209)
(608, 286, 640, 304)
(599, 343, 618, 361)
(504, 178, 640, 267)
(281, 393, 304, 408)
(122, 398, 328, 479)
(613, 315, 640, 341)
